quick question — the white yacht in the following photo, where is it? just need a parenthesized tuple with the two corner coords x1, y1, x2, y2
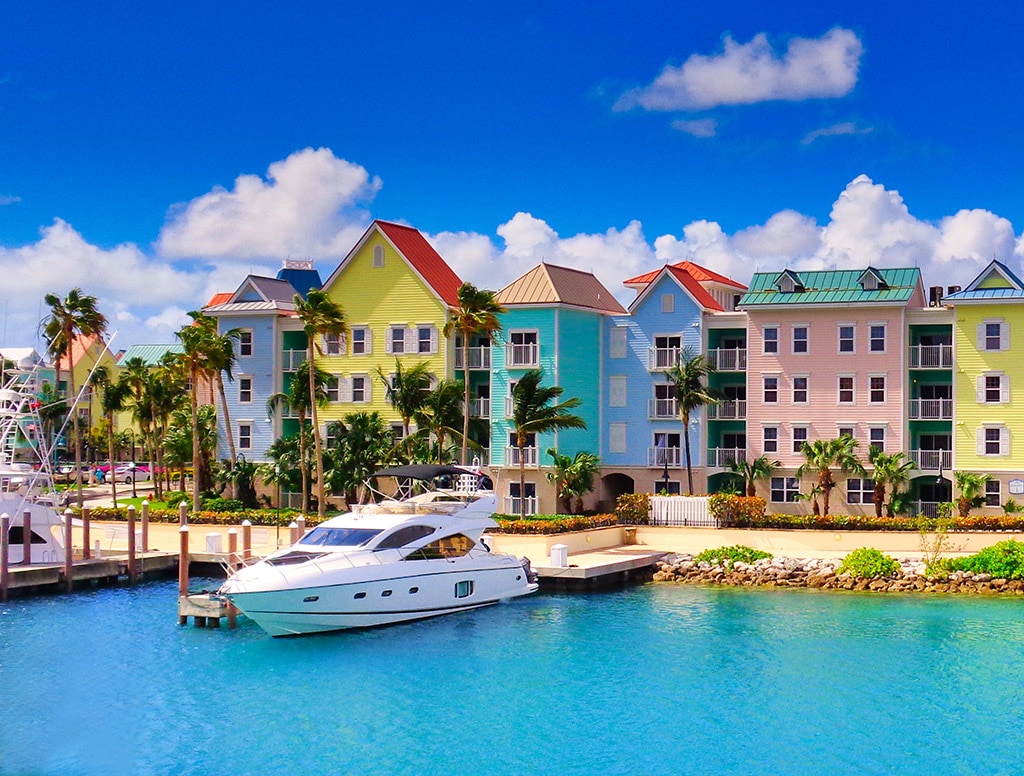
(219, 464, 538, 637)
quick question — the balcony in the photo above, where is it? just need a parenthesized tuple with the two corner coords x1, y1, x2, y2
(505, 446, 538, 466)
(708, 347, 747, 372)
(648, 397, 679, 419)
(909, 449, 952, 471)
(707, 447, 745, 469)
(648, 347, 682, 371)
(467, 398, 491, 418)
(282, 349, 306, 371)
(707, 400, 746, 420)
(647, 446, 682, 467)
(506, 343, 539, 368)
(454, 346, 492, 370)
(909, 398, 953, 420)
(908, 344, 953, 369)
(504, 496, 538, 516)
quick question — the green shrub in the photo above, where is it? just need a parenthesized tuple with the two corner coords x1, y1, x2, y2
(202, 497, 245, 513)
(708, 494, 767, 526)
(492, 513, 618, 534)
(162, 491, 191, 508)
(695, 545, 772, 567)
(615, 493, 650, 524)
(837, 547, 900, 579)
(943, 540, 1024, 580)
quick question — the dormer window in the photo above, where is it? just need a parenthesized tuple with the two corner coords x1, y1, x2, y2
(774, 270, 804, 293)
(858, 267, 888, 291)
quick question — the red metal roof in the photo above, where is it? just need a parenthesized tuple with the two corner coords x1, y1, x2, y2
(376, 220, 462, 306)
(666, 267, 724, 311)
(624, 260, 746, 291)
(205, 292, 233, 307)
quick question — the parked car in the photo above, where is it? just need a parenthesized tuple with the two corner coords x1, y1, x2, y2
(112, 464, 151, 484)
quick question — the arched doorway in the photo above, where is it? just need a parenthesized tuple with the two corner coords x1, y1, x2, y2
(600, 473, 634, 512)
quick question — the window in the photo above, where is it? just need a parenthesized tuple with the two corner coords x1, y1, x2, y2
(455, 580, 475, 598)
(763, 376, 779, 403)
(653, 432, 681, 465)
(869, 323, 887, 353)
(390, 327, 406, 354)
(661, 294, 674, 313)
(390, 422, 405, 442)
(609, 375, 627, 407)
(653, 335, 682, 369)
(869, 427, 885, 453)
(770, 476, 799, 502)
(986, 480, 1001, 507)
(509, 331, 539, 366)
(792, 426, 808, 454)
(375, 525, 436, 549)
(651, 382, 675, 417)
(978, 373, 1009, 404)
(869, 375, 886, 404)
(351, 327, 370, 355)
(792, 376, 808, 404)
(417, 326, 437, 354)
(373, 244, 385, 268)
(323, 333, 344, 355)
(238, 423, 252, 451)
(838, 324, 855, 353)
(979, 320, 1008, 351)
(609, 423, 627, 453)
(351, 375, 369, 403)
(238, 330, 253, 357)
(763, 426, 779, 454)
(847, 478, 875, 505)
(838, 375, 855, 404)
(978, 426, 1009, 457)
(792, 325, 809, 354)
(838, 425, 855, 440)
(326, 376, 340, 402)
(610, 326, 628, 358)
(509, 482, 537, 515)
(656, 480, 681, 495)
(239, 376, 252, 404)
(763, 326, 779, 354)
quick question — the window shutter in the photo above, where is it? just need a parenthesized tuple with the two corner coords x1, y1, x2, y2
(976, 428, 986, 456)
(610, 327, 627, 359)
(341, 377, 353, 403)
(365, 328, 373, 354)
(1001, 429, 1010, 456)
(405, 327, 415, 353)
(609, 423, 626, 453)
(977, 376, 985, 403)
(1001, 324, 1010, 350)
(364, 379, 372, 403)
(977, 323, 986, 350)
(384, 329, 393, 354)
(609, 376, 626, 407)
(1002, 376, 1010, 403)
(430, 327, 438, 353)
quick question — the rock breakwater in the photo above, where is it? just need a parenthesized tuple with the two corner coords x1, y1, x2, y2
(653, 554, 1024, 594)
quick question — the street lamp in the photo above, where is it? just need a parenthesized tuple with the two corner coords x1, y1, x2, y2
(274, 463, 281, 548)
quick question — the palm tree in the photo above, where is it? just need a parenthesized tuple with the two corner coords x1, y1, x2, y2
(91, 366, 130, 506)
(443, 282, 505, 465)
(42, 288, 107, 507)
(325, 412, 394, 504)
(663, 350, 721, 494)
(868, 448, 916, 518)
(728, 455, 780, 497)
(546, 448, 600, 514)
(509, 369, 587, 518)
(189, 312, 242, 491)
(954, 470, 990, 517)
(377, 359, 432, 440)
(176, 313, 221, 511)
(796, 435, 865, 517)
(267, 360, 330, 514)
(294, 289, 348, 520)
(414, 378, 466, 463)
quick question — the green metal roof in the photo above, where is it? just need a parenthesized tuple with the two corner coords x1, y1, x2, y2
(739, 267, 921, 306)
(118, 344, 184, 366)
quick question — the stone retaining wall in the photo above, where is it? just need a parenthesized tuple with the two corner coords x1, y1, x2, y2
(653, 554, 1024, 595)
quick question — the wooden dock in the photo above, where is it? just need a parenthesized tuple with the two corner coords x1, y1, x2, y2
(534, 547, 667, 589)
(2, 551, 179, 595)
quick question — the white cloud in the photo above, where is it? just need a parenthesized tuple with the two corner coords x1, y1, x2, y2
(0, 195, 21, 205)
(672, 118, 717, 138)
(157, 147, 381, 260)
(616, 28, 863, 112)
(802, 121, 873, 145)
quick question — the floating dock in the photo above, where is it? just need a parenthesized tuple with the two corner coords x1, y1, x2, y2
(533, 547, 667, 590)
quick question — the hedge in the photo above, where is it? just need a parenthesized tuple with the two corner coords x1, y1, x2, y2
(491, 514, 619, 534)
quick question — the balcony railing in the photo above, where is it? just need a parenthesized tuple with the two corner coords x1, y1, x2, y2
(648, 347, 682, 371)
(909, 344, 953, 369)
(707, 400, 746, 420)
(506, 343, 539, 368)
(909, 449, 952, 471)
(707, 447, 745, 469)
(647, 446, 682, 467)
(913, 501, 942, 519)
(909, 398, 953, 420)
(505, 446, 538, 466)
(648, 397, 679, 419)
(282, 349, 306, 371)
(454, 346, 492, 370)
(708, 347, 747, 371)
(467, 398, 491, 418)
(504, 496, 538, 516)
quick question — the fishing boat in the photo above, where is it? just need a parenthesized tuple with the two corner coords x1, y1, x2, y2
(219, 464, 538, 636)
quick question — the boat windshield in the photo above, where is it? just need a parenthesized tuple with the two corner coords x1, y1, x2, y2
(300, 527, 383, 547)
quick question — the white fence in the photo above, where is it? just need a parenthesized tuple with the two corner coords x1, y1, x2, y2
(649, 495, 717, 527)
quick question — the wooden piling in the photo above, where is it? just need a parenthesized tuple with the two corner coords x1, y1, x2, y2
(1, 513, 9, 603)
(241, 520, 252, 562)
(64, 509, 74, 592)
(141, 500, 149, 552)
(22, 509, 31, 565)
(297, 516, 306, 540)
(179, 502, 188, 526)
(289, 520, 299, 545)
(178, 525, 189, 625)
(226, 527, 238, 630)
(127, 505, 137, 584)
(82, 507, 91, 560)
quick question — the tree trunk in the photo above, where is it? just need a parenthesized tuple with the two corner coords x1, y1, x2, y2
(518, 432, 526, 519)
(298, 412, 310, 515)
(682, 410, 694, 495)
(819, 471, 832, 517)
(308, 344, 326, 519)
(106, 412, 118, 506)
(217, 373, 238, 499)
(461, 335, 470, 465)
(191, 367, 200, 512)
(873, 482, 886, 518)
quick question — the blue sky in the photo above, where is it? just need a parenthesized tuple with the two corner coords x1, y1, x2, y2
(2, 1, 1024, 349)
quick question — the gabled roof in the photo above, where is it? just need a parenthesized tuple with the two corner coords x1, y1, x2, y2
(628, 265, 726, 313)
(0, 348, 44, 369)
(857, 266, 888, 290)
(55, 334, 112, 372)
(495, 263, 627, 314)
(740, 267, 921, 307)
(204, 275, 299, 315)
(624, 260, 746, 291)
(205, 292, 233, 308)
(321, 220, 463, 306)
(945, 259, 1024, 302)
(117, 344, 184, 366)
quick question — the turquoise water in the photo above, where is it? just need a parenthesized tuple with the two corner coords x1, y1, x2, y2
(1, 581, 1022, 776)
